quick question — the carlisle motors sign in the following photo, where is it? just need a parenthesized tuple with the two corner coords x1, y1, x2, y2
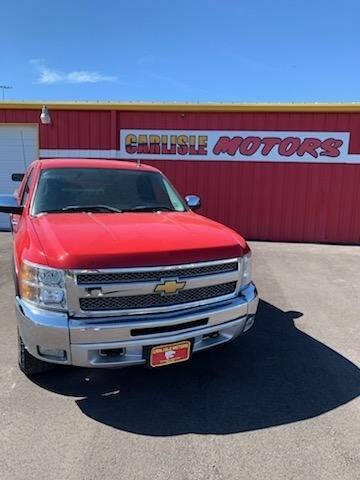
(120, 129, 355, 163)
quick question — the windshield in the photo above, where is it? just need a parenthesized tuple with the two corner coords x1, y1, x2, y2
(32, 168, 186, 215)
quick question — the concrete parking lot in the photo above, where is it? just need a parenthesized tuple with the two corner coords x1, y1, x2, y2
(0, 232, 359, 480)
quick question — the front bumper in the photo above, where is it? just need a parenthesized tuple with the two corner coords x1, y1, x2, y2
(16, 283, 259, 369)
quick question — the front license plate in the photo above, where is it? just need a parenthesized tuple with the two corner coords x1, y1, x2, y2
(149, 340, 192, 368)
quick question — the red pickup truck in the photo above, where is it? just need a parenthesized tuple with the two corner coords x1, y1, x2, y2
(0, 158, 258, 375)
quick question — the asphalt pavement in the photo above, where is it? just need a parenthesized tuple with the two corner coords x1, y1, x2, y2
(0, 232, 359, 480)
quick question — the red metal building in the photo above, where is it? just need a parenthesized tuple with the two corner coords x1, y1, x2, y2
(0, 101, 359, 244)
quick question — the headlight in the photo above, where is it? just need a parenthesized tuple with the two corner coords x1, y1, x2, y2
(240, 252, 252, 287)
(19, 261, 67, 311)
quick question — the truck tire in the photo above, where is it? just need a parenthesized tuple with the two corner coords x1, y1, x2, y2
(17, 330, 54, 375)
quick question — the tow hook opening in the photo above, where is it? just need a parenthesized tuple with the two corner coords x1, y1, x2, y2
(203, 331, 220, 340)
(99, 348, 126, 358)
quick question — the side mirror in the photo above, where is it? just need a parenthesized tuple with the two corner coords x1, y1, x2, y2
(11, 173, 25, 182)
(185, 195, 201, 211)
(0, 195, 23, 214)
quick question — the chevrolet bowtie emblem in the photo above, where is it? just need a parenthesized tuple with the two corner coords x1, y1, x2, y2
(154, 279, 186, 295)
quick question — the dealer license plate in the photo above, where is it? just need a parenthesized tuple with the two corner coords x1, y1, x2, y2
(149, 340, 192, 368)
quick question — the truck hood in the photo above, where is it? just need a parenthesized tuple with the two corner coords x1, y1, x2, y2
(31, 211, 248, 269)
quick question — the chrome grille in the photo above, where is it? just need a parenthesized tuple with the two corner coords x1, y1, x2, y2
(79, 282, 237, 311)
(77, 261, 238, 285)
(67, 258, 241, 317)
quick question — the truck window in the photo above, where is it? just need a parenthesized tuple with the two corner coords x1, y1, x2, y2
(31, 168, 187, 214)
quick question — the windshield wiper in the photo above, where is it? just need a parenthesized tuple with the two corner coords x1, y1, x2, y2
(41, 205, 123, 214)
(123, 205, 175, 212)
(37, 204, 175, 214)
(64, 205, 123, 212)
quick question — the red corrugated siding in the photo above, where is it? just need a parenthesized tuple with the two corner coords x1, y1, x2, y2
(116, 110, 360, 244)
(144, 160, 360, 244)
(40, 110, 112, 149)
(0, 107, 359, 244)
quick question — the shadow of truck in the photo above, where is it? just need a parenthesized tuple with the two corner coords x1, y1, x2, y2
(31, 299, 360, 436)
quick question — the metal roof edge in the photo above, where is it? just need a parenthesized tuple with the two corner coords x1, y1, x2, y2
(1, 101, 360, 112)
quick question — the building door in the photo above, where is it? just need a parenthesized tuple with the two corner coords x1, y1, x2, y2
(0, 125, 38, 230)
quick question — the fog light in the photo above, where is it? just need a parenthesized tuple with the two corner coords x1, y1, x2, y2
(243, 316, 255, 332)
(38, 347, 66, 359)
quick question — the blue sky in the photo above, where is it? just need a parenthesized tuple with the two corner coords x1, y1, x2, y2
(1, 0, 359, 102)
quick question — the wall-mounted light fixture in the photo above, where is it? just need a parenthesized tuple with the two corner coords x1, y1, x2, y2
(40, 105, 51, 124)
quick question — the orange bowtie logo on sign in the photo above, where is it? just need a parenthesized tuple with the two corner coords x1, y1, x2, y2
(154, 279, 186, 295)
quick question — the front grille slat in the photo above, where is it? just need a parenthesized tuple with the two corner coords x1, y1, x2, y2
(77, 261, 238, 285)
(79, 282, 237, 311)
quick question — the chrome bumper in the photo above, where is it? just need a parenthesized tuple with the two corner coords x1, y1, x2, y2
(16, 283, 259, 368)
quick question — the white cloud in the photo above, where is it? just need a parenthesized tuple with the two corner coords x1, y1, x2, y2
(30, 60, 117, 84)
(38, 68, 63, 84)
(65, 71, 117, 83)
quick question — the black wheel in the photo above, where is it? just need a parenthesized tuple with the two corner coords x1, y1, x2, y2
(17, 330, 55, 375)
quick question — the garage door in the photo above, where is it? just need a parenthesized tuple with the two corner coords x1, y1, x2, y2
(0, 125, 38, 230)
